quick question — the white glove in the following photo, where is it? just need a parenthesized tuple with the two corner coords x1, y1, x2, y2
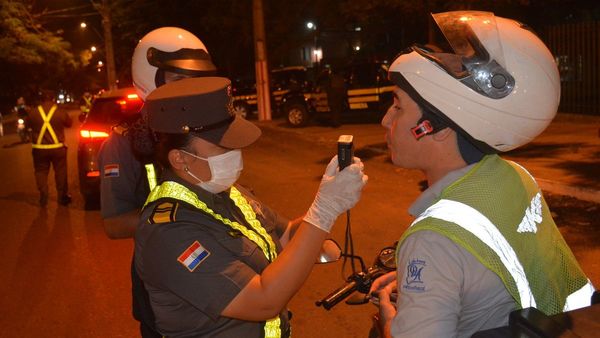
(304, 155, 368, 232)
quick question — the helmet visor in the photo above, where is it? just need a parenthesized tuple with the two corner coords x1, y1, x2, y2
(147, 47, 217, 76)
(417, 11, 515, 99)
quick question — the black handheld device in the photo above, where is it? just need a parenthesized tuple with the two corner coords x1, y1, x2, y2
(337, 135, 354, 170)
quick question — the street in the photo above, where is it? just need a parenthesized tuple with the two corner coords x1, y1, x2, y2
(0, 108, 598, 337)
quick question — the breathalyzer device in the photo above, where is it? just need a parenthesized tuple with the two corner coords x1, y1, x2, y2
(337, 135, 354, 170)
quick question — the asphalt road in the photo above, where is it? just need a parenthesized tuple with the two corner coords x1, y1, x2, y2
(0, 108, 598, 337)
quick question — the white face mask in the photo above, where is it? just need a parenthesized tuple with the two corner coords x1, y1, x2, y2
(181, 149, 243, 194)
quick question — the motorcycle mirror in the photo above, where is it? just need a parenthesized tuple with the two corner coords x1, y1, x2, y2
(376, 246, 397, 270)
(316, 239, 342, 264)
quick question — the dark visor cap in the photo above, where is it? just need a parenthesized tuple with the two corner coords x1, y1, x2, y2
(146, 77, 261, 149)
(147, 47, 217, 76)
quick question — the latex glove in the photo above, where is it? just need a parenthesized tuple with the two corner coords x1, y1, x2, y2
(303, 155, 368, 232)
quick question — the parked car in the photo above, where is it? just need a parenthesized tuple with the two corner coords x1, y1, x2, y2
(231, 66, 314, 119)
(77, 87, 143, 209)
(281, 61, 393, 127)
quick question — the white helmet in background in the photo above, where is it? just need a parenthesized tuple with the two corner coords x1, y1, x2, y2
(388, 11, 560, 152)
(132, 27, 216, 100)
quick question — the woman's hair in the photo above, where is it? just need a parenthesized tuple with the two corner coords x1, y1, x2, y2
(153, 132, 196, 169)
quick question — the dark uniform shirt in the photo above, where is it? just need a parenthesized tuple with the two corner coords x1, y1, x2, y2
(135, 170, 291, 338)
(98, 130, 150, 218)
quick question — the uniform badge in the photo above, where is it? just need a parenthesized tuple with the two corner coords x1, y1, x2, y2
(104, 164, 120, 177)
(149, 202, 177, 224)
(402, 258, 426, 293)
(177, 241, 210, 272)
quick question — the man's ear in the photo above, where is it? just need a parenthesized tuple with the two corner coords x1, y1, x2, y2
(168, 149, 186, 170)
(432, 127, 454, 142)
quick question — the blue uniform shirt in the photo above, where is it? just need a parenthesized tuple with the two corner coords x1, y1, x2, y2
(98, 129, 150, 218)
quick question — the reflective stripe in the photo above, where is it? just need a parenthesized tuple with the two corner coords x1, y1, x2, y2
(563, 280, 595, 311)
(32, 105, 63, 149)
(144, 181, 282, 338)
(145, 164, 157, 191)
(412, 199, 537, 308)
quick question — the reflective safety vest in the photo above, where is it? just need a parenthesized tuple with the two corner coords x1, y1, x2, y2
(32, 105, 63, 149)
(144, 181, 283, 338)
(401, 155, 594, 315)
(144, 164, 157, 191)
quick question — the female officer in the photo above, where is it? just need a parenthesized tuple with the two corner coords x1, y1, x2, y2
(134, 76, 367, 337)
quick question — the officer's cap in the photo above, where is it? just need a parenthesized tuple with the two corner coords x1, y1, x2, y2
(146, 77, 261, 148)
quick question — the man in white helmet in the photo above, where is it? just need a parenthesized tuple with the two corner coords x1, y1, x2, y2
(369, 11, 595, 338)
(99, 27, 216, 238)
(96, 27, 216, 337)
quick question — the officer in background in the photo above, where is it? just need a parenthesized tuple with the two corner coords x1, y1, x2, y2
(98, 27, 216, 239)
(79, 91, 93, 116)
(27, 91, 72, 206)
(325, 67, 346, 127)
(369, 11, 595, 338)
(14, 96, 30, 118)
(135, 76, 367, 337)
(97, 27, 216, 337)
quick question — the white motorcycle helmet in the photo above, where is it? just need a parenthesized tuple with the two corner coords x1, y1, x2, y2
(388, 11, 560, 152)
(132, 27, 216, 100)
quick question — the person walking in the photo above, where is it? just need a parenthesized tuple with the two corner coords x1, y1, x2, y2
(28, 91, 72, 206)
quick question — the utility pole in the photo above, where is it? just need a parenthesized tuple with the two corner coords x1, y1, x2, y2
(252, 0, 272, 121)
(96, 0, 117, 90)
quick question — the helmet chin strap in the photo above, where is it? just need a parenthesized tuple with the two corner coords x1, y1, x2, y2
(154, 69, 166, 88)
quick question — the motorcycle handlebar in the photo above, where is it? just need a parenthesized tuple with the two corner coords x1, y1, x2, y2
(316, 280, 358, 310)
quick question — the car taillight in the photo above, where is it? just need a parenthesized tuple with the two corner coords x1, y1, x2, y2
(80, 129, 109, 139)
(86, 171, 100, 177)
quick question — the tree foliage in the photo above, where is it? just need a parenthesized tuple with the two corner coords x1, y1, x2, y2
(0, 0, 76, 103)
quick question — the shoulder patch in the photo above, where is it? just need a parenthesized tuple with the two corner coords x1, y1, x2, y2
(177, 241, 210, 272)
(104, 164, 120, 177)
(149, 201, 178, 224)
(402, 258, 427, 293)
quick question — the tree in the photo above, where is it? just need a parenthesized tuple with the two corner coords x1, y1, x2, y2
(0, 0, 76, 105)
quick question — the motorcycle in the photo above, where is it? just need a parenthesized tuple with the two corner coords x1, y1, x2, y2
(316, 243, 396, 310)
(16, 117, 31, 143)
(316, 242, 600, 338)
(316, 242, 396, 338)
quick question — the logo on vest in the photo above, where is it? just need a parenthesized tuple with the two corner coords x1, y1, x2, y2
(517, 192, 542, 234)
(403, 258, 426, 293)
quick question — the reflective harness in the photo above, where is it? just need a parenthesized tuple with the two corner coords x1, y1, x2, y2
(32, 105, 63, 149)
(81, 96, 92, 113)
(144, 181, 282, 338)
(144, 164, 157, 191)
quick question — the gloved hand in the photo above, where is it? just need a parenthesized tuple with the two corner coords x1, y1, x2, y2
(303, 155, 368, 232)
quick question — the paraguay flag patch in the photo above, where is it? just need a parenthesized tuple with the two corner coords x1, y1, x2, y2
(104, 164, 120, 177)
(177, 241, 210, 272)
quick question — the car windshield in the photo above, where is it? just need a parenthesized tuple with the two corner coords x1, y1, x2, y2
(87, 98, 143, 124)
(271, 69, 309, 89)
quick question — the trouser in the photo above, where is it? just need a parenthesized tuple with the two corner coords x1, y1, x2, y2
(32, 147, 68, 198)
(328, 94, 345, 126)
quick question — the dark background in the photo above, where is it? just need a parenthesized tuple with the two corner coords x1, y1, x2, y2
(2, 0, 600, 110)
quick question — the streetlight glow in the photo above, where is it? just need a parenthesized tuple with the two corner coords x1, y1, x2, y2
(91, 46, 97, 52)
(306, 21, 315, 30)
(80, 22, 87, 28)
